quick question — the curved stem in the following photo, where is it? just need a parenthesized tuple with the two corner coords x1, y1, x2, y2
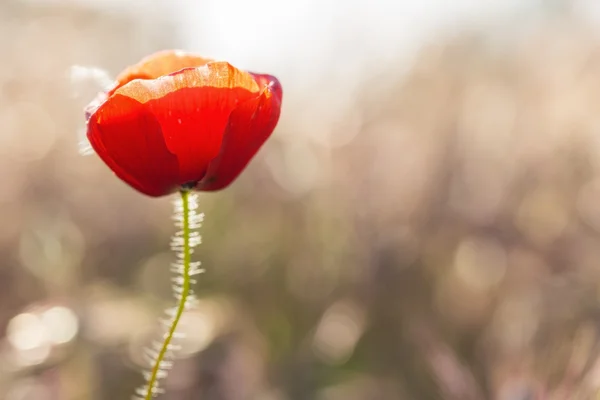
(144, 189, 192, 400)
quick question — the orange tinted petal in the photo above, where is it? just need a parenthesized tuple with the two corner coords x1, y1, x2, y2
(113, 62, 259, 104)
(196, 79, 282, 191)
(110, 50, 214, 95)
(88, 94, 180, 197)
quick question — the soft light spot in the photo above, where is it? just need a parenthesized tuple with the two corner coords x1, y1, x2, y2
(40, 306, 79, 345)
(312, 300, 366, 364)
(177, 310, 216, 356)
(454, 236, 507, 291)
(176, 298, 232, 357)
(7, 313, 47, 351)
(515, 186, 568, 246)
(6, 312, 52, 368)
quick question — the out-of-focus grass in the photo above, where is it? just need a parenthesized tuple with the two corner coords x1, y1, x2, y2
(2, 1, 600, 399)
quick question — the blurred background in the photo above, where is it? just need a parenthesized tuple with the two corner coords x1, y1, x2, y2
(3, 0, 600, 399)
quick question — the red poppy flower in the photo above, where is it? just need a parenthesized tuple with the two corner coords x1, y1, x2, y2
(85, 50, 282, 197)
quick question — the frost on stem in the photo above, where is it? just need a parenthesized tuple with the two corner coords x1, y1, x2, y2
(133, 191, 204, 400)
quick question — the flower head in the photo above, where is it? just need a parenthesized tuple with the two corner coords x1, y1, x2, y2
(85, 50, 282, 197)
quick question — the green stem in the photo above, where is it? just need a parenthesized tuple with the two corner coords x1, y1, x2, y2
(145, 189, 191, 400)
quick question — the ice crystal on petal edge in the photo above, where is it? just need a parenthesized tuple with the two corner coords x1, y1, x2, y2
(68, 65, 115, 156)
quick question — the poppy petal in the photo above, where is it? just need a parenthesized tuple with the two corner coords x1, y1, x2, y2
(87, 94, 180, 197)
(113, 63, 261, 184)
(109, 50, 214, 95)
(196, 77, 282, 191)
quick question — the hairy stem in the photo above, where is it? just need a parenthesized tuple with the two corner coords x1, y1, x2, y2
(143, 189, 194, 400)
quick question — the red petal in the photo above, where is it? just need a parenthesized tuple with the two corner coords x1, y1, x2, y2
(113, 64, 261, 183)
(196, 75, 282, 191)
(87, 94, 180, 197)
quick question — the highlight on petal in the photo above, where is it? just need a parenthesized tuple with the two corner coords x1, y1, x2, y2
(88, 95, 180, 197)
(113, 62, 260, 104)
(110, 50, 214, 95)
(196, 76, 282, 191)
